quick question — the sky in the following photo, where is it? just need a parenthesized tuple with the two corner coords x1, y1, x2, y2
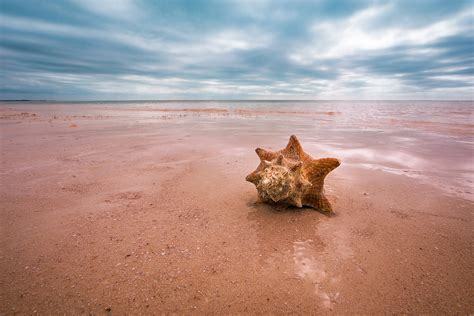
(0, 0, 472, 100)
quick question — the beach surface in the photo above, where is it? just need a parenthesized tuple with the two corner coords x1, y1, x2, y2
(1, 101, 473, 314)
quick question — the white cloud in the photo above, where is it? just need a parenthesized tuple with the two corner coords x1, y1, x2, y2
(0, 14, 90, 37)
(290, 5, 470, 63)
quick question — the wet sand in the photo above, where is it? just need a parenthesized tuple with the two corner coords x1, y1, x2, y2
(1, 103, 473, 314)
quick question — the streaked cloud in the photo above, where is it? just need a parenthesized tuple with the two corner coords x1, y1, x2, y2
(0, 0, 472, 100)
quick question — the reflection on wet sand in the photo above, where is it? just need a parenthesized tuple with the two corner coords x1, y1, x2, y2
(292, 240, 336, 308)
(386, 118, 474, 137)
(246, 201, 349, 309)
(246, 202, 326, 259)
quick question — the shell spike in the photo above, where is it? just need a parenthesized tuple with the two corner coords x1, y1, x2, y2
(285, 135, 304, 154)
(245, 171, 260, 184)
(276, 154, 284, 165)
(255, 147, 276, 161)
(290, 196, 303, 208)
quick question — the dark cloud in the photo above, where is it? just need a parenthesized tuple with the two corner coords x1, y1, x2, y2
(0, 0, 472, 100)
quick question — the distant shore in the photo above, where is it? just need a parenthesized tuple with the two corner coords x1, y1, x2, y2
(1, 99, 472, 102)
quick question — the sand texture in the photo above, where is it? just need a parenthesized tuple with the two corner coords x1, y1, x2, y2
(0, 103, 473, 314)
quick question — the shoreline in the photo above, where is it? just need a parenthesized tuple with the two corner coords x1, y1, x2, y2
(1, 104, 473, 314)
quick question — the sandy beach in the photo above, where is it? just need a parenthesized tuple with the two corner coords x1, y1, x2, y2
(1, 101, 473, 314)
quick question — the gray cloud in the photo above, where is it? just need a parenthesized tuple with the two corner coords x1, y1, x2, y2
(0, 0, 472, 100)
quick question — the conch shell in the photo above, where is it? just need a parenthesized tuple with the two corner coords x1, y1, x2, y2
(245, 135, 340, 213)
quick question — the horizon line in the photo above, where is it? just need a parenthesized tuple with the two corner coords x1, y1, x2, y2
(1, 99, 472, 102)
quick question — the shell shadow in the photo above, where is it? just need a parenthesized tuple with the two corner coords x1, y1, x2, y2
(246, 200, 328, 260)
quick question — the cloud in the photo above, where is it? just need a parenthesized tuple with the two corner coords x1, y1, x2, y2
(0, 0, 472, 100)
(71, 0, 140, 20)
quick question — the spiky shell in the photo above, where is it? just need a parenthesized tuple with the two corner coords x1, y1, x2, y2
(245, 135, 340, 213)
(253, 154, 312, 207)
